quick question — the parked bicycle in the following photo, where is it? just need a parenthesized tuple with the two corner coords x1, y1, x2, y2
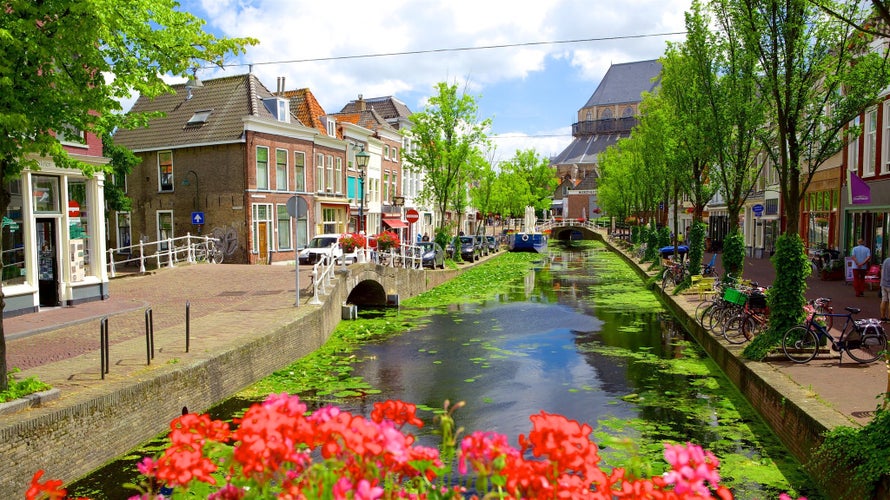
(660, 259, 688, 291)
(781, 306, 887, 364)
(194, 238, 224, 264)
(721, 288, 769, 344)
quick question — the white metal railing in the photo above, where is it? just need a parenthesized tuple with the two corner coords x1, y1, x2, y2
(309, 253, 337, 305)
(365, 244, 423, 269)
(107, 233, 221, 278)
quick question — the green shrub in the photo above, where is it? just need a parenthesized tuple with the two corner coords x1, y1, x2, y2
(0, 369, 51, 403)
(721, 229, 745, 280)
(742, 233, 808, 360)
(812, 406, 890, 498)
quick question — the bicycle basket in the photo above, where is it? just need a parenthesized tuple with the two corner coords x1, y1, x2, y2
(747, 292, 767, 310)
(723, 288, 747, 305)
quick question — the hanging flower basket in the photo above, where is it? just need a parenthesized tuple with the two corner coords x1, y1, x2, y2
(815, 217, 829, 227)
(685, 207, 695, 214)
(339, 233, 366, 253)
(625, 216, 638, 224)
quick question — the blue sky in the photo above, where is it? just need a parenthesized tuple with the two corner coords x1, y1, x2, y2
(172, 0, 689, 163)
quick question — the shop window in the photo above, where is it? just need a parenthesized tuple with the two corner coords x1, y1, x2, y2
(68, 179, 91, 277)
(322, 207, 339, 234)
(2, 179, 26, 286)
(32, 176, 60, 213)
(158, 151, 174, 192)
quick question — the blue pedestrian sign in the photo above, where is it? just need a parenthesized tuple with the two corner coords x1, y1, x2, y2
(191, 212, 205, 225)
(752, 204, 764, 217)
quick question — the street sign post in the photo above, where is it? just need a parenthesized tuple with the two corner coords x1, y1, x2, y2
(287, 196, 310, 307)
(405, 208, 419, 223)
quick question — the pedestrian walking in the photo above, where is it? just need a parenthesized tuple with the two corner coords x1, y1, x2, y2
(881, 255, 890, 321)
(851, 238, 871, 297)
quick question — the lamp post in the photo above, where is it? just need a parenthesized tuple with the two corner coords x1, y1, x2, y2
(355, 146, 370, 234)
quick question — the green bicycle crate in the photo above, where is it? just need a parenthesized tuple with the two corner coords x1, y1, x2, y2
(724, 288, 747, 305)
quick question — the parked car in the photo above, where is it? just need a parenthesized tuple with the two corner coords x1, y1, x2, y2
(446, 236, 479, 261)
(298, 234, 355, 265)
(417, 241, 445, 269)
(486, 235, 499, 253)
(474, 235, 489, 257)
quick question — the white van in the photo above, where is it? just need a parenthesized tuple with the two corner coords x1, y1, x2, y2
(297, 234, 355, 265)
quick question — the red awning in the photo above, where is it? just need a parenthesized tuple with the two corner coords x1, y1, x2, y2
(382, 218, 408, 229)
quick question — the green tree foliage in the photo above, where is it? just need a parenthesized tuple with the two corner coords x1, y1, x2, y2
(102, 135, 140, 213)
(721, 229, 745, 280)
(687, 221, 707, 280)
(743, 234, 809, 360)
(0, 0, 256, 391)
(403, 82, 491, 233)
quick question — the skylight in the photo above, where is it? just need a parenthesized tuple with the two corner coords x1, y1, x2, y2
(187, 110, 212, 125)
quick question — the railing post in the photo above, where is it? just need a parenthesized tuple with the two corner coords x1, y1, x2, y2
(139, 241, 146, 274)
(167, 238, 175, 268)
(186, 232, 194, 263)
(108, 248, 116, 278)
(309, 268, 322, 305)
(145, 308, 154, 365)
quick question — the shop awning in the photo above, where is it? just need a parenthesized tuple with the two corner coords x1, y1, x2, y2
(382, 218, 408, 229)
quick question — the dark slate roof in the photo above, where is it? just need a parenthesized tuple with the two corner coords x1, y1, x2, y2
(113, 74, 284, 151)
(583, 60, 662, 108)
(340, 96, 411, 120)
(550, 133, 624, 166)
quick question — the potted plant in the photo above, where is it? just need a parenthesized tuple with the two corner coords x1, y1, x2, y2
(625, 216, 638, 225)
(338, 233, 366, 253)
(375, 231, 400, 252)
(820, 258, 844, 281)
(815, 217, 829, 228)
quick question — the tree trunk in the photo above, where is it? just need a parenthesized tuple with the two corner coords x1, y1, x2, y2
(0, 162, 10, 392)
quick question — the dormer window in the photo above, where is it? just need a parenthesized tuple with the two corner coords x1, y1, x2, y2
(187, 109, 212, 126)
(262, 97, 291, 123)
(325, 117, 336, 136)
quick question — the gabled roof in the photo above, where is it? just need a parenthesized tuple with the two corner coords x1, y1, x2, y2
(583, 59, 662, 108)
(113, 74, 289, 151)
(285, 88, 328, 136)
(329, 107, 399, 136)
(339, 96, 412, 130)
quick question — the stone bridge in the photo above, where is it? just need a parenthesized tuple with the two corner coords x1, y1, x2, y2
(538, 219, 602, 242)
(332, 261, 459, 308)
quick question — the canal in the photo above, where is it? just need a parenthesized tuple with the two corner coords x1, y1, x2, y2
(70, 241, 818, 499)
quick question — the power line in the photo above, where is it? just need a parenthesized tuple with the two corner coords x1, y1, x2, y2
(228, 32, 685, 68)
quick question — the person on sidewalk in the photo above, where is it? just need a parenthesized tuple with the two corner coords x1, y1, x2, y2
(881, 255, 890, 320)
(851, 238, 871, 297)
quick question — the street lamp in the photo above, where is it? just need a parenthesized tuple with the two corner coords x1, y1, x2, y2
(182, 170, 199, 210)
(355, 146, 370, 234)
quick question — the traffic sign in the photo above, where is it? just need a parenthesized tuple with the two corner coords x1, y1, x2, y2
(286, 195, 308, 218)
(405, 208, 420, 224)
(68, 200, 80, 218)
(752, 204, 764, 217)
(191, 212, 205, 225)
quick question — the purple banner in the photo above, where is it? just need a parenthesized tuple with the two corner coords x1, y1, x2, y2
(848, 171, 871, 205)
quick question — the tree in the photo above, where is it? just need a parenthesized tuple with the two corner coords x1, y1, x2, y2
(403, 82, 491, 234)
(0, 0, 255, 390)
(715, 0, 890, 358)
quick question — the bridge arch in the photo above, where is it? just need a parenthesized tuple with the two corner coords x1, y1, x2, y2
(346, 279, 387, 306)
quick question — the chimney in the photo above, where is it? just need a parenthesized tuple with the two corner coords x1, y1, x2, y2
(277, 76, 286, 96)
(356, 94, 365, 111)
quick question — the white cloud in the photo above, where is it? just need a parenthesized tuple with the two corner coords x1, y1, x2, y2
(177, 0, 689, 159)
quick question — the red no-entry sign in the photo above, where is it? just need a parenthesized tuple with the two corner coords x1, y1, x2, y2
(405, 208, 420, 223)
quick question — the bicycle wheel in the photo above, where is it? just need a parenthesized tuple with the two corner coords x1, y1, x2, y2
(661, 269, 675, 291)
(782, 326, 819, 363)
(844, 328, 887, 364)
(706, 304, 735, 334)
(723, 314, 754, 344)
(209, 245, 224, 264)
(695, 299, 715, 321)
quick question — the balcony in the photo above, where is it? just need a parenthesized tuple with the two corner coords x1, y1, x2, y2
(571, 117, 638, 137)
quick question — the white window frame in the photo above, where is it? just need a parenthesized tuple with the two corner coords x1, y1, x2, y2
(251, 203, 273, 253)
(256, 146, 270, 190)
(864, 107, 877, 177)
(848, 116, 860, 172)
(157, 210, 173, 251)
(294, 151, 306, 192)
(883, 101, 890, 175)
(325, 155, 334, 193)
(158, 151, 174, 193)
(335, 157, 343, 194)
(276, 204, 292, 251)
(275, 148, 288, 191)
(316, 153, 325, 193)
